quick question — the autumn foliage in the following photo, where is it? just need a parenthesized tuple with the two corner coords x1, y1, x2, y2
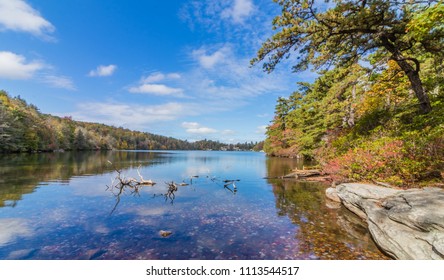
(256, 1, 444, 186)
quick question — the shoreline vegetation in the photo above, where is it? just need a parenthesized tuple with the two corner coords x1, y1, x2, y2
(0, 90, 263, 154)
(250, 1, 444, 259)
(252, 0, 444, 189)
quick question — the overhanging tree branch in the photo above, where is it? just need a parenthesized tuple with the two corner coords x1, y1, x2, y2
(252, 0, 440, 114)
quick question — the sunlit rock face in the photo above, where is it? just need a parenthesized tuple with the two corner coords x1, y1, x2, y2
(330, 183, 444, 260)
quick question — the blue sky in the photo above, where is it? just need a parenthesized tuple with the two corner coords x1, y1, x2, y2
(0, 0, 315, 143)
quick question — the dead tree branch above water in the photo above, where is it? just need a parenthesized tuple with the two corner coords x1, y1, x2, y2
(106, 162, 156, 214)
(151, 181, 185, 204)
(106, 162, 156, 188)
(106, 165, 243, 210)
(165, 181, 178, 201)
(136, 165, 156, 186)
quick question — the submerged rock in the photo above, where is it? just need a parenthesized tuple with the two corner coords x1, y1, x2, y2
(328, 183, 444, 260)
(159, 230, 173, 237)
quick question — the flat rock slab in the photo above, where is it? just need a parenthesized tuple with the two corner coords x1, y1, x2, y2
(330, 183, 444, 260)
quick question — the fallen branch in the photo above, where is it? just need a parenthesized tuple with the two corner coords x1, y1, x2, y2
(107, 161, 156, 187)
(136, 165, 156, 186)
(264, 169, 328, 181)
(106, 161, 156, 214)
(165, 181, 178, 199)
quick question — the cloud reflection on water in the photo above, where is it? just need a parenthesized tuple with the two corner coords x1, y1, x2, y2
(0, 218, 33, 246)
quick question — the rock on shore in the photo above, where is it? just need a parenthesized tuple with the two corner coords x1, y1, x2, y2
(326, 183, 444, 260)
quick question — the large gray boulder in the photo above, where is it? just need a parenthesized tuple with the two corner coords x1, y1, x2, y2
(331, 183, 444, 260)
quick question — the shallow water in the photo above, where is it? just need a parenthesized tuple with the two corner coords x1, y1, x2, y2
(0, 151, 387, 260)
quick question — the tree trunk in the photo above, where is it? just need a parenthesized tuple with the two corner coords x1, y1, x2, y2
(348, 84, 356, 126)
(380, 35, 432, 114)
(395, 59, 432, 114)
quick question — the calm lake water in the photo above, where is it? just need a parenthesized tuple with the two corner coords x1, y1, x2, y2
(0, 151, 387, 260)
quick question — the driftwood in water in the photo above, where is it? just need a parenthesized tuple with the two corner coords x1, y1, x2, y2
(135, 165, 156, 185)
(106, 162, 156, 214)
(265, 169, 325, 180)
(107, 162, 156, 187)
(152, 181, 186, 204)
(165, 181, 178, 201)
(284, 169, 322, 178)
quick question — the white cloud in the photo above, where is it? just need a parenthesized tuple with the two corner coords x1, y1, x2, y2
(130, 72, 185, 97)
(192, 46, 229, 69)
(222, 129, 235, 135)
(186, 44, 295, 104)
(179, 1, 226, 31)
(88, 64, 117, 77)
(0, 51, 45, 79)
(129, 83, 184, 96)
(256, 125, 267, 134)
(70, 102, 192, 128)
(0, 0, 55, 39)
(141, 72, 181, 83)
(167, 73, 182, 79)
(180, 0, 258, 31)
(189, 127, 217, 134)
(222, 0, 255, 23)
(142, 73, 165, 83)
(257, 113, 270, 118)
(0, 51, 76, 90)
(42, 75, 76, 90)
(182, 122, 217, 134)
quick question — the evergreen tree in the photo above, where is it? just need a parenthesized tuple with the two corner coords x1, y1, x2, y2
(252, 0, 444, 113)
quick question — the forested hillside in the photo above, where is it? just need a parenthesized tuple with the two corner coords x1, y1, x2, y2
(254, 0, 444, 186)
(0, 90, 258, 153)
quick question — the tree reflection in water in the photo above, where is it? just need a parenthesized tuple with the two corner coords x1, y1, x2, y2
(266, 157, 389, 260)
(0, 151, 166, 209)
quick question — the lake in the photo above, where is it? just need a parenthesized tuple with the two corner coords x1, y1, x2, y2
(0, 150, 387, 260)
